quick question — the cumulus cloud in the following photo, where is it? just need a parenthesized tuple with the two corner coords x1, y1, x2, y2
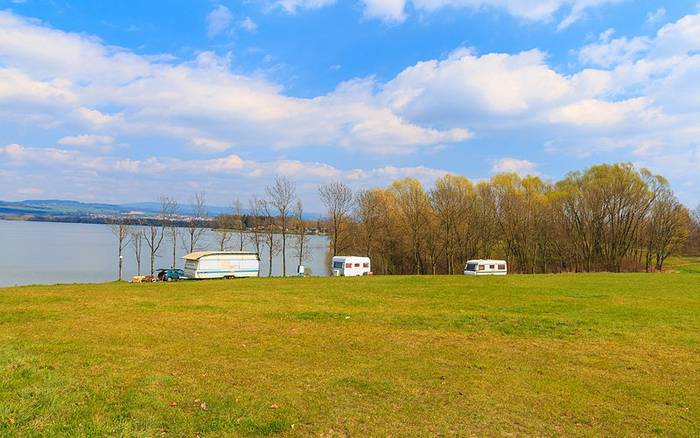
(490, 158, 539, 176)
(206, 5, 234, 37)
(2, 10, 700, 205)
(0, 143, 450, 205)
(241, 17, 257, 32)
(0, 11, 468, 156)
(190, 137, 233, 152)
(58, 134, 115, 148)
(275, 0, 336, 13)
(275, 0, 621, 26)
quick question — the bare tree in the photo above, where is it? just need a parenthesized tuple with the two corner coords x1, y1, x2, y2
(319, 181, 354, 256)
(233, 198, 245, 251)
(160, 196, 179, 269)
(213, 214, 235, 251)
(247, 196, 264, 256)
(267, 177, 296, 276)
(260, 198, 280, 277)
(291, 200, 311, 271)
(144, 218, 165, 275)
(128, 223, 144, 276)
(108, 217, 130, 281)
(355, 189, 385, 259)
(182, 192, 208, 254)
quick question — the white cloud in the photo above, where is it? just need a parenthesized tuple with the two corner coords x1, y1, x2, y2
(579, 13, 700, 67)
(646, 7, 666, 24)
(241, 17, 257, 32)
(190, 137, 233, 152)
(490, 158, 539, 176)
(547, 97, 653, 126)
(2, 10, 700, 205)
(275, 0, 621, 26)
(0, 143, 451, 205)
(0, 11, 468, 156)
(58, 134, 115, 148)
(206, 5, 234, 37)
(275, 0, 336, 13)
(362, 0, 406, 22)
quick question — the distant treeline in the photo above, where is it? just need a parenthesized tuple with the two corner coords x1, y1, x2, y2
(107, 163, 700, 279)
(317, 163, 698, 274)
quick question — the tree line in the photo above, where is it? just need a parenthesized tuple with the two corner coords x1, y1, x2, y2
(318, 163, 695, 275)
(109, 177, 312, 280)
(110, 163, 699, 280)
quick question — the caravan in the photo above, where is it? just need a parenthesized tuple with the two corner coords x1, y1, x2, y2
(464, 259, 508, 276)
(331, 256, 371, 276)
(183, 251, 260, 279)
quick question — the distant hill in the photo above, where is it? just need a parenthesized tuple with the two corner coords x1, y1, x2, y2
(0, 199, 321, 220)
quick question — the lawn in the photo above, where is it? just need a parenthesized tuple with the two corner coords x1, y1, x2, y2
(1, 274, 699, 436)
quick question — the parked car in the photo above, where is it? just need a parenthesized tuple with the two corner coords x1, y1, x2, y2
(156, 268, 186, 281)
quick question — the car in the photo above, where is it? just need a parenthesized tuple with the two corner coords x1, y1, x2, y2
(155, 268, 186, 281)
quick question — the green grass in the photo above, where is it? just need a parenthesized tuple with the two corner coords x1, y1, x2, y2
(1, 274, 699, 436)
(665, 256, 700, 274)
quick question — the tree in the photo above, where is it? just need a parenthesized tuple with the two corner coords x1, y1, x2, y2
(260, 198, 279, 277)
(144, 218, 165, 275)
(233, 198, 245, 251)
(355, 189, 384, 259)
(108, 217, 130, 281)
(319, 181, 354, 256)
(643, 183, 689, 271)
(247, 196, 264, 257)
(182, 192, 207, 254)
(291, 200, 311, 271)
(160, 196, 179, 269)
(390, 178, 431, 274)
(267, 177, 296, 276)
(213, 214, 235, 251)
(128, 223, 144, 276)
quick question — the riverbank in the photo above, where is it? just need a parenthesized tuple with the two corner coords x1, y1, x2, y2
(1, 274, 698, 435)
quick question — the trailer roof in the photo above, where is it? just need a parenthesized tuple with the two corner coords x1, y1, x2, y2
(466, 259, 507, 264)
(182, 251, 259, 261)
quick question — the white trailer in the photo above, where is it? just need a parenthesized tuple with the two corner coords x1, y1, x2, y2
(183, 251, 260, 279)
(464, 259, 508, 276)
(331, 256, 371, 277)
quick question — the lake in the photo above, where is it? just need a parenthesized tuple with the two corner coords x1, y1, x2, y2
(0, 220, 330, 287)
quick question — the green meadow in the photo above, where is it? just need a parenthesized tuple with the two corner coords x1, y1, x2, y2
(1, 270, 699, 436)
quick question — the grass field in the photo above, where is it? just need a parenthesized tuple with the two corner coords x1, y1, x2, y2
(1, 273, 699, 436)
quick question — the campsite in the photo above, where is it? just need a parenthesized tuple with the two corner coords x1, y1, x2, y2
(1, 263, 699, 436)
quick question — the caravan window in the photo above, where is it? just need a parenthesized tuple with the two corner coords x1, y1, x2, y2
(354, 263, 360, 267)
(490, 265, 495, 269)
(498, 264, 506, 270)
(478, 265, 485, 271)
(466, 263, 477, 271)
(363, 263, 370, 268)
(333, 261, 344, 269)
(345, 263, 352, 268)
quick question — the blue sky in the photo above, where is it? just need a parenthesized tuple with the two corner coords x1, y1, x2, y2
(1, 0, 699, 209)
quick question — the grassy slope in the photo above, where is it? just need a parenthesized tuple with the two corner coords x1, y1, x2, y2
(1, 274, 699, 437)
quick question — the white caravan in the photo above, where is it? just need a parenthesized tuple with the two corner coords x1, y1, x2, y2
(332, 256, 371, 277)
(464, 259, 508, 276)
(183, 251, 260, 279)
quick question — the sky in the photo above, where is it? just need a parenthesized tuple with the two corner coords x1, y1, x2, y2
(1, 0, 699, 210)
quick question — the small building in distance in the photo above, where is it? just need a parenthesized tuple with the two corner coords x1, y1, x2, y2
(331, 256, 371, 276)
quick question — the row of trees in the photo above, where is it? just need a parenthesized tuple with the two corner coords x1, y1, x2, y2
(109, 178, 312, 280)
(111, 163, 695, 279)
(318, 163, 693, 274)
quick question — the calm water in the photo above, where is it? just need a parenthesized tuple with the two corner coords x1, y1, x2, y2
(0, 220, 330, 287)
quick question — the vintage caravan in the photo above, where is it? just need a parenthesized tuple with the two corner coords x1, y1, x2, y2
(464, 259, 508, 276)
(331, 256, 371, 277)
(183, 251, 260, 279)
